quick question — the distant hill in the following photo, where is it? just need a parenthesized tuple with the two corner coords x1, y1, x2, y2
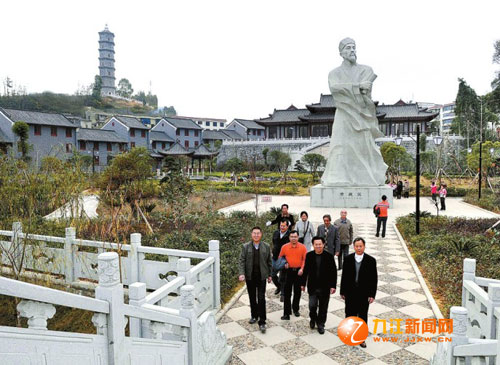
(0, 92, 175, 118)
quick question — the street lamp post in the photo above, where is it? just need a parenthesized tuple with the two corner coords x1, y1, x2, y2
(394, 125, 421, 235)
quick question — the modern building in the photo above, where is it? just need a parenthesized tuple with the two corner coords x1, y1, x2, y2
(76, 128, 128, 171)
(0, 108, 78, 163)
(101, 116, 150, 149)
(441, 102, 456, 134)
(225, 119, 265, 140)
(176, 116, 227, 130)
(98, 25, 116, 96)
(151, 117, 202, 149)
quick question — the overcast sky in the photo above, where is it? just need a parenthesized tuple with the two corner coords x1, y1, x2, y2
(1, 0, 499, 121)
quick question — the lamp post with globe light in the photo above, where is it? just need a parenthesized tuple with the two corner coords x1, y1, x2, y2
(394, 127, 444, 235)
(433, 135, 444, 184)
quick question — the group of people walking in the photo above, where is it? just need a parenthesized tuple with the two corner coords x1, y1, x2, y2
(239, 203, 378, 348)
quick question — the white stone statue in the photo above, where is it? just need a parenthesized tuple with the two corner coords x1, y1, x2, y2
(321, 38, 387, 186)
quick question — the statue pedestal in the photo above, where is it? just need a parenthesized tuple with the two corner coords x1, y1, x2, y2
(310, 184, 393, 208)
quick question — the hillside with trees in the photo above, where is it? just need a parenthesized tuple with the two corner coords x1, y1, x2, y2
(0, 75, 176, 118)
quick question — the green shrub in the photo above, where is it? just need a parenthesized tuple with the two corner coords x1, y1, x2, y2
(396, 215, 500, 316)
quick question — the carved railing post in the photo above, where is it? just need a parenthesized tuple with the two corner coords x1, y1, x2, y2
(95, 252, 125, 365)
(150, 322, 169, 339)
(129, 282, 148, 338)
(177, 258, 192, 285)
(130, 233, 142, 284)
(451, 306, 469, 358)
(486, 284, 500, 339)
(462, 258, 476, 306)
(92, 313, 108, 336)
(17, 300, 56, 330)
(209, 240, 221, 310)
(180, 285, 198, 365)
(64, 227, 76, 284)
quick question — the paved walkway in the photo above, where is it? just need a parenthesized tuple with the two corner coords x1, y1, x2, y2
(218, 197, 497, 364)
(219, 196, 499, 224)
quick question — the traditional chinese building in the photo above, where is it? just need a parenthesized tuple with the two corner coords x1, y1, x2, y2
(255, 95, 438, 139)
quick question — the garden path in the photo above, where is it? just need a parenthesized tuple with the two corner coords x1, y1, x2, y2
(220, 222, 441, 365)
(219, 196, 499, 223)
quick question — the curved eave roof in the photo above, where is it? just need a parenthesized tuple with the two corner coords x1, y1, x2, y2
(158, 142, 194, 156)
(192, 144, 219, 157)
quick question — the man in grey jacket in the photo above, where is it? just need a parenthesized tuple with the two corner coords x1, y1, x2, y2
(334, 209, 353, 270)
(316, 214, 340, 258)
(239, 226, 272, 333)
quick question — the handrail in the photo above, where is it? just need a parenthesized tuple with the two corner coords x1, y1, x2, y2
(145, 277, 186, 305)
(20, 233, 65, 244)
(463, 280, 490, 306)
(475, 277, 500, 287)
(122, 303, 189, 327)
(138, 246, 210, 260)
(453, 340, 497, 357)
(73, 239, 131, 251)
(495, 307, 500, 320)
(190, 256, 215, 277)
(0, 230, 13, 237)
(0, 276, 109, 314)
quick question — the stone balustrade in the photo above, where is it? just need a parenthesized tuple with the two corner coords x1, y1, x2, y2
(431, 258, 500, 364)
(0, 222, 221, 313)
(0, 250, 232, 365)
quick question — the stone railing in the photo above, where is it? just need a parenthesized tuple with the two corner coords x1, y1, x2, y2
(431, 258, 500, 364)
(0, 222, 221, 313)
(0, 252, 232, 365)
(221, 136, 330, 146)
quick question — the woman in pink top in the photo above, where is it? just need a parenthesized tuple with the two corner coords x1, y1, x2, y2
(430, 181, 438, 201)
(439, 184, 447, 211)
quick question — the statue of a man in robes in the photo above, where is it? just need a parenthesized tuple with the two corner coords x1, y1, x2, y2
(321, 38, 387, 187)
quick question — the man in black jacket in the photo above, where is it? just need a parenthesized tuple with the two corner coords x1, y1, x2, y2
(340, 237, 377, 348)
(272, 219, 291, 298)
(300, 236, 337, 334)
(267, 203, 295, 228)
(239, 226, 272, 333)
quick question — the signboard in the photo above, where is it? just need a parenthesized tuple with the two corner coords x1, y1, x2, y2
(261, 195, 272, 203)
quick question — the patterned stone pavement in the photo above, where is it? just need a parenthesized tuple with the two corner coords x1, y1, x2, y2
(219, 223, 438, 365)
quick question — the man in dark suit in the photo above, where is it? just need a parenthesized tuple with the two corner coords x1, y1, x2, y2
(340, 237, 378, 348)
(267, 203, 295, 228)
(316, 214, 340, 260)
(239, 226, 273, 333)
(300, 236, 337, 334)
(272, 219, 291, 299)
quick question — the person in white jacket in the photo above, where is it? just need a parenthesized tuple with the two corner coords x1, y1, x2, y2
(296, 211, 315, 252)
